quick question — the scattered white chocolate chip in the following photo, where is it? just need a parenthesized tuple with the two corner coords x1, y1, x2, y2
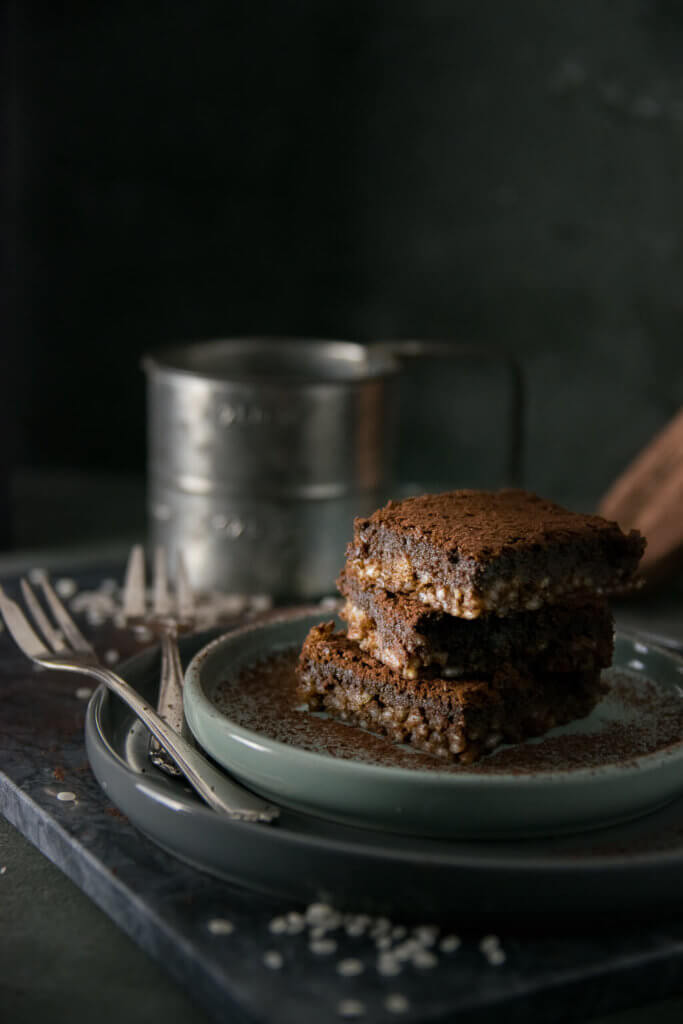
(393, 940, 420, 962)
(56, 578, 78, 598)
(66, 577, 271, 635)
(384, 993, 410, 1014)
(377, 954, 402, 976)
(413, 924, 439, 946)
(285, 911, 305, 934)
(309, 938, 337, 956)
(336, 958, 364, 977)
(479, 933, 507, 965)
(207, 918, 234, 935)
(370, 916, 391, 937)
(439, 934, 461, 953)
(345, 919, 368, 937)
(75, 687, 93, 700)
(486, 948, 507, 966)
(268, 916, 288, 935)
(412, 949, 438, 969)
(104, 649, 120, 665)
(337, 999, 366, 1018)
(263, 950, 284, 969)
(56, 791, 76, 802)
(306, 902, 336, 925)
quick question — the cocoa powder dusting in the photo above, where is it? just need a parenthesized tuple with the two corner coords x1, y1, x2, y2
(212, 651, 683, 775)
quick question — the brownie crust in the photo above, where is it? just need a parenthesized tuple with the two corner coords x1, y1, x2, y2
(297, 622, 605, 764)
(347, 489, 645, 618)
(338, 568, 614, 678)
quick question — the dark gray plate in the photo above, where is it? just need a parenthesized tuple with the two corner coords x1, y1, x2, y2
(85, 630, 683, 917)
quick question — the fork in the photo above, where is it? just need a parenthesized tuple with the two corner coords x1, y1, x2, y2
(0, 574, 278, 823)
(122, 545, 193, 776)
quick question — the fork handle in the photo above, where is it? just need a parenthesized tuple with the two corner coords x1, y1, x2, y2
(149, 624, 191, 775)
(78, 663, 279, 822)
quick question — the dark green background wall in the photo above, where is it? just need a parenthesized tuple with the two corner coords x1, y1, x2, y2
(5, 0, 683, 523)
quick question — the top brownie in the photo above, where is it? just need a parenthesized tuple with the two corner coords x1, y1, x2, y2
(346, 489, 645, 618)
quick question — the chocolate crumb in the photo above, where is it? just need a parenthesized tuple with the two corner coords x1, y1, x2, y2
(105, 805, 128, 821)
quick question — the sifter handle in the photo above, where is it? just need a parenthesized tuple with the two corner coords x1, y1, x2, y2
(369, 339, 524, 488)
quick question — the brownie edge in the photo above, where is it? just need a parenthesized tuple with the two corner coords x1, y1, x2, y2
(347, 489, 645, 618)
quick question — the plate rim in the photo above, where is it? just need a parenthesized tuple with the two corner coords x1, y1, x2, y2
(183, 608, 683, 788)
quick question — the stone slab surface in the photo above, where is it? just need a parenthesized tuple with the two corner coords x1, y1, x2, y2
(2, 565, 683, 1023)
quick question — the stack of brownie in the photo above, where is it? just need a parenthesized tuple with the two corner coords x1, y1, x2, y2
(298, 490, 645, 764)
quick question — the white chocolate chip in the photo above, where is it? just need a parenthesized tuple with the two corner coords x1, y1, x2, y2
(439, 934, 461, 953)
(486, 948, 507, 966)
(337, 958, 364, 977)
(268, 916, 288, 934)
(337, 1000, 366, 1018)
(306, 902, 335, 925)
(56, 578, 78, 598)
(413, 924, 439, 946)
(384, 993, 410, 1014)
(412, 949, 438, 969)
(377, 954, 402, 976)
(207, 918, 234, 935)
(309, 938, 337, 955)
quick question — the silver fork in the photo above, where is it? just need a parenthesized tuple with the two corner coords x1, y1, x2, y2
(0, 574, 278, 823)
(122, 545, 193, 777)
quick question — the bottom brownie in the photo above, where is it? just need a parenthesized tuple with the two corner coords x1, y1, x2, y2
(297, 622, 606, 764)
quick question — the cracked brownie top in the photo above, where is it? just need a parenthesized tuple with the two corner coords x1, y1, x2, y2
(346, 489, 645, 618)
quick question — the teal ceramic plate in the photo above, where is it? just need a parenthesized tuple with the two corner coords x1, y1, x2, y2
(183, 608, 683, 840)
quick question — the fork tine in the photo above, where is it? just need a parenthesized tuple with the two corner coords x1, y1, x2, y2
(20, 579, 67, 652)
(175, 550, 194, 621)
(0, 585, 51, 660)
(153, 546, 171, 616)
(37, 572, 94, 653)
(122, 544, 146, 619)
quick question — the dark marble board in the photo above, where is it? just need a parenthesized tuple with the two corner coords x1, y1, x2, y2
(2, 565, 683, 1024)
